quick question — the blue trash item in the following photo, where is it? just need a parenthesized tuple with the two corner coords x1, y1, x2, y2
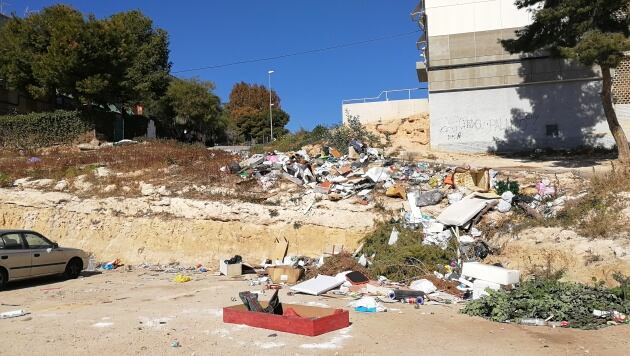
(355, 306, 377, 313)
(102, 263, 114, 270)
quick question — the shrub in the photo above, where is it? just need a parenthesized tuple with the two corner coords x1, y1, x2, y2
(250, 113, 380, 154)
(361, 221, 457, 282)
(461, 274, 630, 329)
(0, 110, 91, 148)
(325, 112, 380, 154)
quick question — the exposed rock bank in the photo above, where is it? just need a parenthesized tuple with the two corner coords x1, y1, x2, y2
(0, 188, 376, 265)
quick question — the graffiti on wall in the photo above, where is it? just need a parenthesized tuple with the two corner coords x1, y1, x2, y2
(438, 113, 539, 141)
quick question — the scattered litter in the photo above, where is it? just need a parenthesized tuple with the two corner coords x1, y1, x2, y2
(173, 275, 192, 283)
(409, 279, 437, 294)
(0, 310, 28, 319)
(349, 297, 387, 313)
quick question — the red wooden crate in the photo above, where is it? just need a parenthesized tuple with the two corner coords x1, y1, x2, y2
(223, 303, 350, 336)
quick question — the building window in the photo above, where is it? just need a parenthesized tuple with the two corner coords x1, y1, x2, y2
(546, 124, 559, 137)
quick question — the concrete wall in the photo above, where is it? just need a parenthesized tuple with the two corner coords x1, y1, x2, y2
(430, 80, 618, 152)
(342, 99, 429, 125)
(425, 0, 532, 37)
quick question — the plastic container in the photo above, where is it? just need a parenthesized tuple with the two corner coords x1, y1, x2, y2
(518, 318, 547, 326)
(400, 297, 425, 305)
(86, 255, 96, 272)
(389, 290, 425, 300)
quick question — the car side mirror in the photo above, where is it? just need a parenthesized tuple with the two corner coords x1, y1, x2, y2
(53, 242, 59, 249)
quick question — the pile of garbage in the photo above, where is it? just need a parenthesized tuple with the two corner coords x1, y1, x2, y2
(462, 274, 630, 329)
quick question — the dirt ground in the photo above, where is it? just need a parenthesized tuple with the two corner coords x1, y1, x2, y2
(1, 271, 628, 356)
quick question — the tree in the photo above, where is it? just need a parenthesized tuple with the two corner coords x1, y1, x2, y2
(0, 5, 170, 111)
(501, 0, 630, 164)
(164, 77, 225, 144)
(99, 10, 171, 111)
(226, 82, 290, 142)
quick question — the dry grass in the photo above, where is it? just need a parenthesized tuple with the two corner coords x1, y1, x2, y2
(507, 165, 630, 239)
(305, 252, 371, 279)
(553, 165, 630, 238)
(0, 140, 242, 197)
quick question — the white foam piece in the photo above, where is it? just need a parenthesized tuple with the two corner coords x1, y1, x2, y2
(462, 262, 520, 285)
(472, 279, 502, 300)
(437, 198, 489, 226)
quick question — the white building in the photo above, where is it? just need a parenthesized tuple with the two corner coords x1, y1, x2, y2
(423, 0, 630, 152)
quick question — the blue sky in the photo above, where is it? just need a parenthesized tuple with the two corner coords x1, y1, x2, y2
(4, 1, 427, 131)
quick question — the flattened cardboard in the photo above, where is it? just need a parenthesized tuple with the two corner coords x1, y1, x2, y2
(270, 237, 288, 261)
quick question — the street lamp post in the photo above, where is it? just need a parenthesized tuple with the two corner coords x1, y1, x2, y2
(268, 70, 274, 142)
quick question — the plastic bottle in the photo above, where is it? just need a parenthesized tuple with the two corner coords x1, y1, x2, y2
(87, 255, 96, 272)
(518, 318, 547, 326)
(399, 296, 425, 305)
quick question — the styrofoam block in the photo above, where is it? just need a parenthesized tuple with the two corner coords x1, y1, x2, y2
(472, 279, 501, 300)
(462, 262, 520, 285)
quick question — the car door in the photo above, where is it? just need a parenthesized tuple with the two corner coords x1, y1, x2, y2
(23, 232, 67, 276)
(0, 233, 31, 279)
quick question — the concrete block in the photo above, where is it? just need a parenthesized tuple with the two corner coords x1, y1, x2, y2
(428, 80, 451, 91)
(429, 59, 451, 67)
(451, 67, 477, 80)
(462, 262, 520, 285)
(428, 69, 451, 83)
(452, 78, 476, 89)
(450, 32, 476, 59)
(428, 35, 450, 61)
(450, 57, 477, 65)
(474, 29, 505, 56)
(475, 76, 504, 88)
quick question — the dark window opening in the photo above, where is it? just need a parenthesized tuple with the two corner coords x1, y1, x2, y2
(546, 124, 559, 137)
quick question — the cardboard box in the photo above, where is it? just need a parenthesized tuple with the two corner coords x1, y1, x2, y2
(223, 303, 349, 336)
(267, 266, 302, 285)
(219, 259, 242, 277)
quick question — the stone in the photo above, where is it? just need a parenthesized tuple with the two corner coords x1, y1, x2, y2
(140, 182, 156, 196)
(157, 186, 171, 196)
(94, 167, 112, 178)
(54, 180, 69, 191)
(13, 177, 31, 186)
(73, 175, 94, 191)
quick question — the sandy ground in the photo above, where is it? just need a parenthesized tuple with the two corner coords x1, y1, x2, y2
(1, 271, 628, 356)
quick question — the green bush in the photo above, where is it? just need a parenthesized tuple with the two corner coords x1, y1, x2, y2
(325, 112, 380, 154)
(361, 221, 457, 282)
(461, 274, 630, 329)
(0, 110, 91, 148)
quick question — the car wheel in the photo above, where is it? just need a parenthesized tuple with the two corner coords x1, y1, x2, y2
(63, 259, 82, 279)
(0, 268, 7, 290)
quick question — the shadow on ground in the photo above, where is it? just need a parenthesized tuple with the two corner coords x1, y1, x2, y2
(3, 271, 101, 292)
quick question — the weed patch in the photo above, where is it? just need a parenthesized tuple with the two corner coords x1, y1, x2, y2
(361, 221, 457, 283)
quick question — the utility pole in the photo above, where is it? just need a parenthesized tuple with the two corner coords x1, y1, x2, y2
(268, 70, 274, 141)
